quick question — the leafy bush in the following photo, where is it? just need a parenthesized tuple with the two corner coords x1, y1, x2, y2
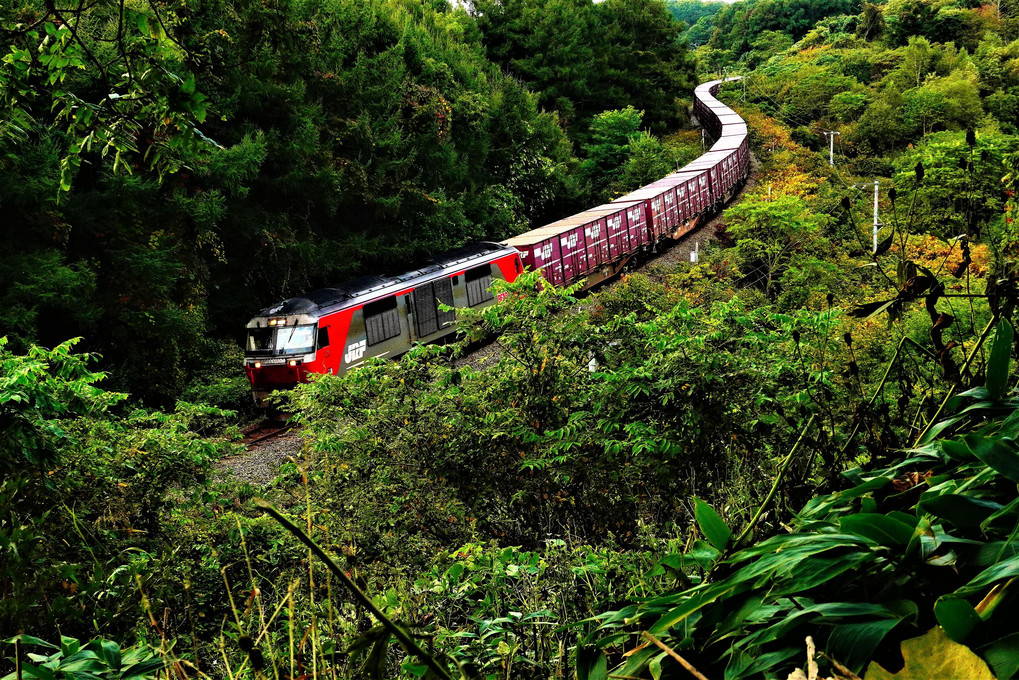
(0, 337, 239, 641)
(2, 634, 166, 680)
(578, 320, 1019, 680)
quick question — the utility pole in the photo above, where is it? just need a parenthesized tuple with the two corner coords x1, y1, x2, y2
(873, 180, 880, 252)
(823, 131, 840, 166)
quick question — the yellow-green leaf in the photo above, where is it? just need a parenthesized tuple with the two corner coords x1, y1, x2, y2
(864, 627, 995, 680)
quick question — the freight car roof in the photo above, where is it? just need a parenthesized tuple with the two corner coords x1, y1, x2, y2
(663, 170, 706, 181)
(710, 137, 745, 152)
(252, 241, 516, 319)
(614, 185, 672, 202)
(694, 77, 740, 108)
(720, 123, 749, 137)
(588, 201, 642, 214)
(503, 202, 635, 246)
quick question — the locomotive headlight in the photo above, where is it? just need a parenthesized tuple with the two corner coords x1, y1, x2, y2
(289, 359, 298, 367)
(254, 361, 262, 369)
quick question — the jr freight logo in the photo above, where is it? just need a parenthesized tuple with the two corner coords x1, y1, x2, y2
(344, 339, 367, 364)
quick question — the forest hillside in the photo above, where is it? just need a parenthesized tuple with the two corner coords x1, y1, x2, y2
(3, 0, 1019, 678)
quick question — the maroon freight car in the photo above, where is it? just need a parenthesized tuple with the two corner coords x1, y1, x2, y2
(500, 76, 749, 291)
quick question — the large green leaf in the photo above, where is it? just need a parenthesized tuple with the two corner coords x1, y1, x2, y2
(986, 318, 1014, 401)
(576, 647, 608, 680)
(981, 632, 1019, 680)
(2, 636, 59, 650)
(121, 658, 166, 679)
(694, 498, 731, 551)
(12, 664, 58, 680)
(919, 494, 1003, 528)
(839, 513, 915, 546)
(782, 552, 874, 593)
(967, 435, 1019, 484)
(826, 618, 902, 674)
(934, 597, 982, 643)
(612, 647, 658, 680)
(648, 583, 739, 634)
(95, 640, 121, 671)
(957, 554, 1019, 595)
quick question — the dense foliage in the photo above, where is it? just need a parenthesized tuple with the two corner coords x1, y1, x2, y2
(6, 0, 1019, 678)
(2, 0, 698, 403)
(470, 0, 697, 137)
(581, 322, 1019, 679)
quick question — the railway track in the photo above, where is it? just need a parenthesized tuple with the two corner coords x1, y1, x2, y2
(241, 419, 297, 450)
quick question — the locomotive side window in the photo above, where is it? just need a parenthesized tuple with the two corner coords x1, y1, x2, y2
(466, 265, 494, 307)
(364, 296, 402, 346)
(413, 282, 440, 337)
(435, 278, 455, 326)
(317, 327, 330, 349)
(413, 278, 455, 338)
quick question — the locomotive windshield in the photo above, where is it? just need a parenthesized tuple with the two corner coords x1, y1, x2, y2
(246, 324, 316, 355)
(276, 324, 316, 354)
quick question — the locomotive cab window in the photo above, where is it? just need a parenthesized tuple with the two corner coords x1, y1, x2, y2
(466, 265, 494, 307)
(247, 328, 273, 353)
(364, 295, 402, 346)
(317, 327, 330, 349)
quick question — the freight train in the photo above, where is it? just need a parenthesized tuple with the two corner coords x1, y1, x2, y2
(244, 78, 749, 406)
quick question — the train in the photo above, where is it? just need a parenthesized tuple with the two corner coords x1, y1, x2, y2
(243, 78, 749, 407)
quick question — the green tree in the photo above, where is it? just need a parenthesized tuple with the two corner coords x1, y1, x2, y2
(706, 0, 863, 58)
(725, 193, 831, 298)
(856, 1, 886, 41)
(828, 91, 871, 123)
(898, 35, 942, 88)
(1, 0, 213, 192)
(580, 106, 645, 199)
(902, 85, 950, 135)
(894, 131, 1017, 237)
(596, 0, 697, 133)
(852, 93, 908, 153)
(666, 0, 724, 29)
(617, 131, 677, 191)
(471, 0, 695, 137)
(885, 0, 938, 45)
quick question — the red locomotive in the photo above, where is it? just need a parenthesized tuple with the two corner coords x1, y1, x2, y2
(244, 78, 747, 405)
(244, 242, 522, 407)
